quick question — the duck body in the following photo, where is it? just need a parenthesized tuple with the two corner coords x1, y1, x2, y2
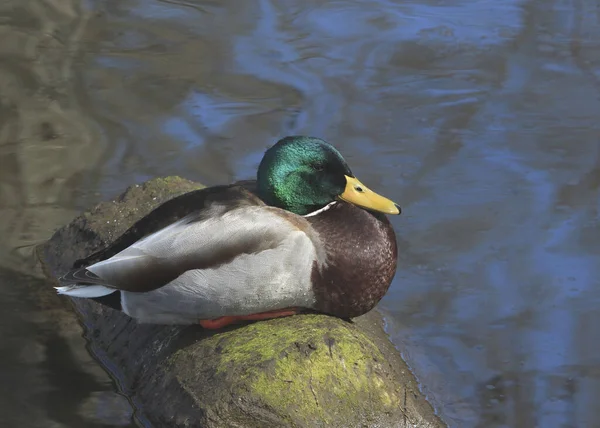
(56, 137, 400, 327)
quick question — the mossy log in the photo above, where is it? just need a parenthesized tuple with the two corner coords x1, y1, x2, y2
(38, 177, 445, 428)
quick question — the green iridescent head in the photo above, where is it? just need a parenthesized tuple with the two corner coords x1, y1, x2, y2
(256, 136, 401, 216)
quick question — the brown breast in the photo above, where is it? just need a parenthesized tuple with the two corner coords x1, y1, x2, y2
(307, 202, 398, 318)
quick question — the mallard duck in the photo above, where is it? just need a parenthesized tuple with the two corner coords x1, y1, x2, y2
(55, 136, 400, 328)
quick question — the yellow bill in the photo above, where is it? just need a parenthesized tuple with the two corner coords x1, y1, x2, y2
(339, 175, 401, 215)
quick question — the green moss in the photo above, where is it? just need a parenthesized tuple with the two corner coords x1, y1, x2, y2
(138, 176, 205, 198)
(152, 176, 204, 188)
(203, 315, 399, 424)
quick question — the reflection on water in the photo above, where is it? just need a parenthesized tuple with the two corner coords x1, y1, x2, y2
(0, 267, 136, 427)
(1, 0, 599, 426)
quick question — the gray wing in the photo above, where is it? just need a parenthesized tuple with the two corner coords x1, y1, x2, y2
(71, 184, 262, 269)
(120, 208, 323, 322)
(80, 205, 320, 296)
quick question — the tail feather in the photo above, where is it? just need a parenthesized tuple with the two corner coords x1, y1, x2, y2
(55, 284, 117, 298)
(56, 267, 118, 298)
(59, 267, 107, 286)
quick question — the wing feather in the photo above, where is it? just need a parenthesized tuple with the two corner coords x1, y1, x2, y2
(58, 184, 323, 303)
(82, 206, 311, 292)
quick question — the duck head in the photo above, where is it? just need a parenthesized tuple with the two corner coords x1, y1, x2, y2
(257, 136, 401, 216)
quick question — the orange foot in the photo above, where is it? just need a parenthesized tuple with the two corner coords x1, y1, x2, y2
(199, 308, 299, 329)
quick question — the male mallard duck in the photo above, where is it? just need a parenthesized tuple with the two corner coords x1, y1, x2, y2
(55, 136, 400, 328)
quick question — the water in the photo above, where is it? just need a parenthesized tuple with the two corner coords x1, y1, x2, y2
(1, 0, 599, 426)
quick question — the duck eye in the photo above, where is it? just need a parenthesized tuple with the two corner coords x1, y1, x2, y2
(314, 164, 324, 172)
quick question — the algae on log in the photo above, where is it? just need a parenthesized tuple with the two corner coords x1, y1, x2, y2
(38, 176, 445, 428)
